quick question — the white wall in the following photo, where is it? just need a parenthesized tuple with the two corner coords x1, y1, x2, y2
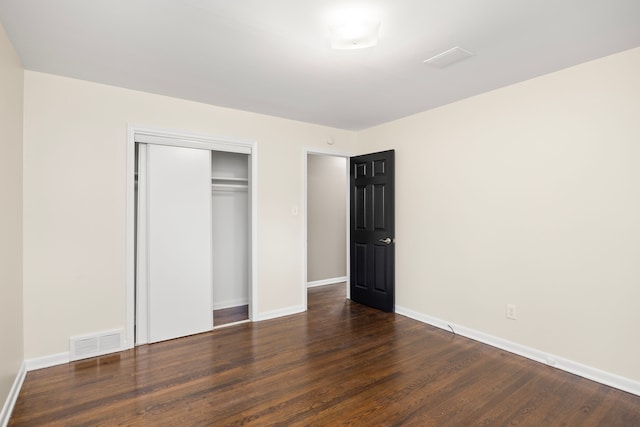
(0, 22, 24, 412)
(307, 154, 347, 283)
(22, 71, 357, 359)
(358, 47, 640, 382)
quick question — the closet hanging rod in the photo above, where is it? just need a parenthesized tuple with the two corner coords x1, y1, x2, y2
(211, 183, 248, 189)
(211, 176, 248, 182)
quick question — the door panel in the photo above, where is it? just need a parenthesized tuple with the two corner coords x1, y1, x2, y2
(355, 186, 367, 229)
(354, 243, 368, 289)
(147, 144, 213, 343)
(350, 150, 395, 312)
(373, 184, 386, 229)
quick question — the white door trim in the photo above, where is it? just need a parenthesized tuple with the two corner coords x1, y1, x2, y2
(126, 125, 258, 348)
(303, 147, 353, 310)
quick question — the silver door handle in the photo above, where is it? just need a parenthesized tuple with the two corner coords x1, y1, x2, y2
(379, 238, 392, 245)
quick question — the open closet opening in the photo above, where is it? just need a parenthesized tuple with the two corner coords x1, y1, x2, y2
(128, 128, 256, 347)
(210, 151, 250, 326)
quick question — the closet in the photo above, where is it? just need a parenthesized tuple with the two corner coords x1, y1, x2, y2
(134, 134, 252, 345)
(211, 152, 249, 325)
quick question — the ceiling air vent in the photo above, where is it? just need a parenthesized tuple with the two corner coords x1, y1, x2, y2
(423, 46, 474, 68)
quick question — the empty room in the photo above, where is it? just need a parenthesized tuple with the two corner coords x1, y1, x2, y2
(1, 1, 640, 425)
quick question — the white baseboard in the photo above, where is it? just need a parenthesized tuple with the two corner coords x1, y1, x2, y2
(395, 305, 640, 397)
(0, 361, 26, 427)
(24, 352, 69, 372)
(213, 298, 249, 310)
(256, 305, 305, 321)
(307, 276, 347, 288)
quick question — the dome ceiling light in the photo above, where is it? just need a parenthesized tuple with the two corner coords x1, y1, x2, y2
(327, 5, 381, 50)
(329, 20, 380, 49)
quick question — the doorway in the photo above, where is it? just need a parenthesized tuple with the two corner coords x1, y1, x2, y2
(304, 148, 396, 313)
(304, 149, 351, 310)
(210, 151, 250, 327)
(125, 126, 257, 348)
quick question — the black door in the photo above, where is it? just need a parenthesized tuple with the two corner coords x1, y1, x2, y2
(350, 150, 395, 312)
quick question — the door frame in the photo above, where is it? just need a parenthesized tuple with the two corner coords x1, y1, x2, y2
(303, 147, 353, 310)
(125, 125, 258, 348)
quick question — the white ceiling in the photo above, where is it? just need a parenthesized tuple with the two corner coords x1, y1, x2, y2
(1, 0, 639, 130)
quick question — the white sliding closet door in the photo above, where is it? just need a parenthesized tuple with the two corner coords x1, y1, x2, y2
(147, 144, 213, 343)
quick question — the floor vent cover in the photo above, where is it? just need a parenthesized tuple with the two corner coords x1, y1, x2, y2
(70, 329, 124, 361)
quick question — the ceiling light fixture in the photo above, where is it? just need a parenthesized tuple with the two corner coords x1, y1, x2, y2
(329, 20, 380, 49)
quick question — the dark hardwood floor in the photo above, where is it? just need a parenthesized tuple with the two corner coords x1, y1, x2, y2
(10, 284, 640, 426)
(214, 305, 249, 327)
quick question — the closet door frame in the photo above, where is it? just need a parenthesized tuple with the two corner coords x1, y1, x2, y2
(125, 125, 258, 348)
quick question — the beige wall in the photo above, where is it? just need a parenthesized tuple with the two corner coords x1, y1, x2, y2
(22, 71, 357, 359)
(307, 154, 347, 282)
(15, 40, 640, 387)
(0, 24, 24, 407)
(358, 47, 640, 381)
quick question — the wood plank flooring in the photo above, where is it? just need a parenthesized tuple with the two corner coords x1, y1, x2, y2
(214, 305, 249, 327)
(10, 284, 640, 426)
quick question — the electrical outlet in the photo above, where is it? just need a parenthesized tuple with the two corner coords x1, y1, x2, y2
(506, 304, 517, 320)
